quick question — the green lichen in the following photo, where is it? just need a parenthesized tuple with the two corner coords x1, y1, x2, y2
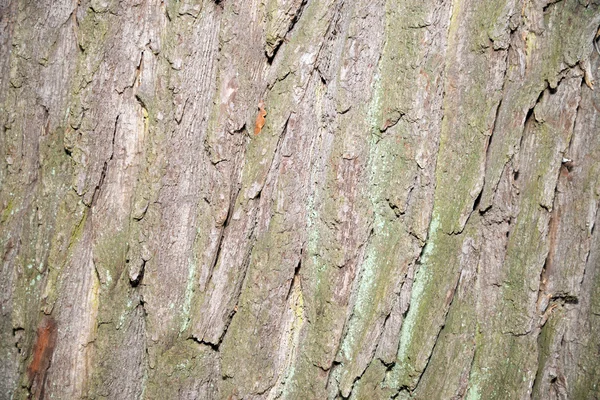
(0, 198, 14, 224)
(180, 255, 197, 333)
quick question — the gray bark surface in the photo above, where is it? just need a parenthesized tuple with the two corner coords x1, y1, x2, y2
(1, 0, 600, 399)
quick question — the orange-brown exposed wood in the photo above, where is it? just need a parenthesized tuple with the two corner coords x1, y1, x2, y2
(27, 316, 57, 400)
(254, 100, 267, 135)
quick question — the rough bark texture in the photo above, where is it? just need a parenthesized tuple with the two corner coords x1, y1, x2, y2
(1, 0, 600, 399)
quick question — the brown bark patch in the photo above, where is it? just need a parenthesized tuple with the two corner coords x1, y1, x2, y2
(27, 316, 57, 400)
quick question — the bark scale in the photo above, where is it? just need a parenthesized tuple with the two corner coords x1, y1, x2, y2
(1, 0, 599, 399)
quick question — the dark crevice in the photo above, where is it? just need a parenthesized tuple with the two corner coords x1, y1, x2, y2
(323, 362, 339, 398)
(205, 185, 238, 285)
(472, 186, 483, 215)
(135, 94, 148, 113)
(340, 312, 389, 399)
(551, 294, 578, 304)
(229, 122, 245, 137)
(261, 112, 292, 193)
(579, 205, 597, 288)
(483, 79, 544, 213)
(188, 335, 220, 352)
(536, 84, 581, 303)
(129, 259, 145, 287)
(341, 302, 399, 398)
(525, 88, 546, 127)
(405, 179, 417, 213)
(197, 229, 238, 346)
(214, 298, 239, 347)
(266, 38, 283, 66)
(116, 51, 144, 95)
(410, 178, 439, 270)
(92, 260, 104, 284)
(377, 310, 394, 360)
(476, 26, 512, 204)
(542, 0, 563, 13)
(594, 28, 600, 57)
(379, 112, 404, 133)
(138, 296, 148, 317)
(135, 297, 149, 396)
(318, 69, 327, 86)
(285, 252, 302, 302)
(488, 100, 502, 154)
(266, 70, 293, 92)
(174, 97, 188, 125)
(524, 105, 536, 127)
(516, 131, 525, 164)
(284, 0, 309, 47)
(91, 158, 109, 206)
(198, 272, 247, 348)
(411, 268, 462, 394)
(513, 170, 520, 181)
(559, 75, 585, 175)
(317, 361, 335, 373)
(203, 132, 245, 287)
(205, 230, 225, 284)
(387, 200, 404, 218)
(414, 235, 430, 269)
(325, 226, 376, 395)
(505, 219, 514, 245)
(90, 115, 118, 207)
(266, 0, 309, 64)
(461, 326, 480, 398)
(459, 185, 484, 230)
(479, 97, 503, 214)
(537, 253, 552, 320)
(12, 327, 24, 354)
(306, 0, 345, 99)
(391, 387, 411, 399)
(135, 50, 144, 82)
(209, 202, 262, 347)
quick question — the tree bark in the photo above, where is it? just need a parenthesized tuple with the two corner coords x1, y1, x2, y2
(1, 0, 600, 399)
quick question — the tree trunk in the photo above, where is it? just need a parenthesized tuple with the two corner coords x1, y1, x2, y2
(1, 0, 600, 399)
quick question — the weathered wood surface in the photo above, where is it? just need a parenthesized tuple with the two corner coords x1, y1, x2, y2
(1, 0, 599, 399)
